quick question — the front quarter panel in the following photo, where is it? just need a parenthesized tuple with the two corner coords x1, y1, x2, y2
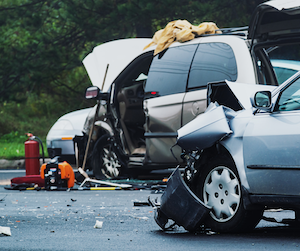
(220, 110, 254, 190)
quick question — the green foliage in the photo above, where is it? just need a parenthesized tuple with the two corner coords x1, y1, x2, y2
(0, 0, 92, 104)
(0, 89, 93, 138)
(0, 131, 27, 143)
(0, 131, 48, 159)
(0, 141, 26, 160)
(0, 0, 267, 106)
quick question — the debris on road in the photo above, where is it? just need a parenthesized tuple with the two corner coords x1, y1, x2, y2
(133, 201, 151, 207)
(94, 220, 103, 229)
(0, 226, 11, 236)
(135, 216, 149, 221)
(151, 168, 211, 232)
(0, 195, 7, 202)
(3, 168, 169, 192)
(78, 167, 132, 189)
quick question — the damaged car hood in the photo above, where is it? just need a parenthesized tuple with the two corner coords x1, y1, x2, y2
(177, 81, 276, 151)
(82, 38, 152, 92)
(207, 80, 276, 111)
(177, 103, 233, 151)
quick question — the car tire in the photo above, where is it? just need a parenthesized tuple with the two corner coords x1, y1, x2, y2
(195, 157, 263, 233)
(91, 135, 121, 179)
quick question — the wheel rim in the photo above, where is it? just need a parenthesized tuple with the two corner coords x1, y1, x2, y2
(203, 166, 241, 223)
(102, 147, 121, 178)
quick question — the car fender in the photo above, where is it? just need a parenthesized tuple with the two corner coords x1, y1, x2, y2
(82, 104, 108, 135)
(177, 102, 254, 190)
(94, 120, 114, 136)
(219, 109, 255, 190)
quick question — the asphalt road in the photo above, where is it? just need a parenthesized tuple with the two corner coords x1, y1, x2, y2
(1, 170, 300, 250)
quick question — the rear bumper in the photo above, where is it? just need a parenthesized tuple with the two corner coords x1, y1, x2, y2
(154, 167, 211, 232)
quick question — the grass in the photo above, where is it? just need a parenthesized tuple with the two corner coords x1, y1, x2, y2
(0, 132, 48, 160)
(0, 94, 93, 160)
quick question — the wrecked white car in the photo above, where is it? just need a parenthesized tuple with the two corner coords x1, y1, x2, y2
(155, 70, 300, 233)
(47, 108, 93, 164)
(76, 0, 300, 179)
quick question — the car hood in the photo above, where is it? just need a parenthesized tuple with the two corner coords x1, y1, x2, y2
(82, 38, 153, 92)
(248, 0, 300, 41)
(207, 80, 277, 111)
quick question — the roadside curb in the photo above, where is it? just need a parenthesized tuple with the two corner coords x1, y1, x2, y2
(0, 158, 77, 170)
(0, 159, 25, 170)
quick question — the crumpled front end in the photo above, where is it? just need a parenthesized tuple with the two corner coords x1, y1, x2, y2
(153, 102, 237, 232)
(177, 102, 234, 151)
(153, 167, 211, 232)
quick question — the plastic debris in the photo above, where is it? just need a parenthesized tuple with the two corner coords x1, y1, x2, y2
(94, 220, 103, 229)
(0, 226, 11, 236)
(0, 195, 7, 202)
(135, 216, 149, 221)
(133, 201, 151, 207)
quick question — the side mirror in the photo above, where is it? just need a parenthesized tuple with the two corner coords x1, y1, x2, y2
(251, 91, 272, 110)
(85, 86, 108, 100)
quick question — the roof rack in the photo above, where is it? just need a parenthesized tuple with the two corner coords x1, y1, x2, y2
(219, 26, 248, 33)
(198, 26, 249, 38)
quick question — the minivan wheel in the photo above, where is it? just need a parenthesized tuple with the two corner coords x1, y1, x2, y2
(91, 135, 121, 179)
(195, 158, 263, 233)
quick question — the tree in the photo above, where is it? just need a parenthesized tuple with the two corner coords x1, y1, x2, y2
(0, 0, 267, 106)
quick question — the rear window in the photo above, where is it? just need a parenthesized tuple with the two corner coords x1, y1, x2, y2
(145, 45, 197, 98)
(188, 43, 238, 89)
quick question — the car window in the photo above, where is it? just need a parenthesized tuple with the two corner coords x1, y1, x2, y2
(275, 77, 300, 111)
(268, 44, 300, 84)
(144, 45, 197, 98)
(187, 42, 237, 89)
(273, 67, 297, 85)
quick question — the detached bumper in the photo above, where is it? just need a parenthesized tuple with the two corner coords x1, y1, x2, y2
(154, 168, 211, 232)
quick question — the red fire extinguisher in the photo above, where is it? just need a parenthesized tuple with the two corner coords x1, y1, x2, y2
(25, 133, 45, 176)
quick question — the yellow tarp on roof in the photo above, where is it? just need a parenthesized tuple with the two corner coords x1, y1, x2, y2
(144, 20, 222, 55)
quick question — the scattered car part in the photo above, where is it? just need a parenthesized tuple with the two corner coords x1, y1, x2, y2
(0, 195, 7, 202)
(0, 226, 11, 236)
(77, 167, 132, 189)
(94, 220, 103, 229)
(133, 201, 151, 207)
(152, 167, 211, 232)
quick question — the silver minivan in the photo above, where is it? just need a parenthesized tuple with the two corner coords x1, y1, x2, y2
(75, 0, 300, 179)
